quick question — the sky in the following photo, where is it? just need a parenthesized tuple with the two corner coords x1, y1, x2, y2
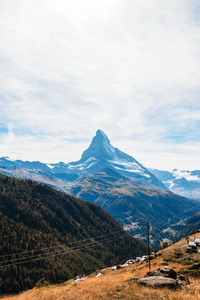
(0, 0, 200, 171)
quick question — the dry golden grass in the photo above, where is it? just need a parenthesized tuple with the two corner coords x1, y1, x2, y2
(2, 233, 200, 300)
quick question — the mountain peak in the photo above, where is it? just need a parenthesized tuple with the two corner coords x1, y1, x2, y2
(79, 129, 137, 165)
(80, 129, 115, 161)
(95, 129, 110, 143)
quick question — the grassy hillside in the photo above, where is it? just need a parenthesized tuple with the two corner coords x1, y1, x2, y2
(70, 170, 200, 246)
(3, 232, 200, 300)
(0, 174, 147, 296)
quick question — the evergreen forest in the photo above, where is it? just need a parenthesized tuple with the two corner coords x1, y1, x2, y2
(0, 174, 147, 296)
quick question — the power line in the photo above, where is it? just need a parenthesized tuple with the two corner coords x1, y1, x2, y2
(0, 229, 125, 259)
(0, 232, 127, 266)
(0, 233, 129, 269)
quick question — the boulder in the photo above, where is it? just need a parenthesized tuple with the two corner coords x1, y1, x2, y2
(158, 266, 177, 279)
(138, 276, 177, 289)
(177, 274, 190, 285)
(145, 266, 177, 279)
(145, 270, 157, 277)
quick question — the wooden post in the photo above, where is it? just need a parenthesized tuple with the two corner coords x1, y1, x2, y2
(147, 221, 151, 270)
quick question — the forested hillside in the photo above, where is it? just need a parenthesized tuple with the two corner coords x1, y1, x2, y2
(0, 174, 147, 296)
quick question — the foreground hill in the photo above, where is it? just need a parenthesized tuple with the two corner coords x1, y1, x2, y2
(3, 232, 200, 300)
(70, 168, 200, 247)
(0, 174, 147, 296)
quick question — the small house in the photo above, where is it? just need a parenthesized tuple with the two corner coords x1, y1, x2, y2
(188, 241, 196, 248)
(188, 241, 197, 252)
(194, 238, 200, 247)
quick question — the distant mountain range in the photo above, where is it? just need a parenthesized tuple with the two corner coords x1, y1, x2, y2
(0, 129, 200, 247)
(0, 130, 167, 191)
(149, 168, 200, 199)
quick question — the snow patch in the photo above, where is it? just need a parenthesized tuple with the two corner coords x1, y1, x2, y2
(108, 160, 150, 178)
(46, 164, 54, 169)
(3, 156, 16, 162)
(68, 157, 97, 171)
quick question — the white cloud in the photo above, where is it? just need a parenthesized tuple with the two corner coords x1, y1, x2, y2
(0, 0, 200, 169)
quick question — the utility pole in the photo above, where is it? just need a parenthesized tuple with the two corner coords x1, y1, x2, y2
(147, 221, 151, 270)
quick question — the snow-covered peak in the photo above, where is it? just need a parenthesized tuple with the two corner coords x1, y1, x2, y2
(80, 130, 135, 163)
(74, 130, 168, 190)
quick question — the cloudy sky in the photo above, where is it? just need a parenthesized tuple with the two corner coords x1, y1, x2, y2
(0, 0, 200, 170)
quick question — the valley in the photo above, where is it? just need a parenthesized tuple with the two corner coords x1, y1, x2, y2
(0, 130, 199, 247)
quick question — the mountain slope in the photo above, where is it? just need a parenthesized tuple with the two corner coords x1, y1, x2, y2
(70, 168, 200, 247)
(163, 210, 200, 239)
(0, 174, 147, 296)
(0, 166, 72, 193)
